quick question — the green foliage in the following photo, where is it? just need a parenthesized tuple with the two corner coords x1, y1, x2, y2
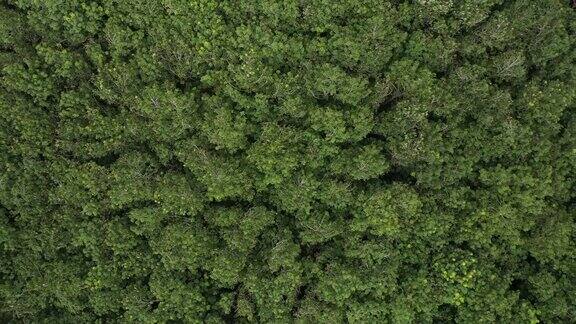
(1, 0, 575, 322)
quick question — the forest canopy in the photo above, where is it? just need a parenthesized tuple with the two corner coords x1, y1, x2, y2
(1, 0, 575, 322)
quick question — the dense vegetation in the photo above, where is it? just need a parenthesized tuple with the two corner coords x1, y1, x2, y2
(1, 0, 575, 322)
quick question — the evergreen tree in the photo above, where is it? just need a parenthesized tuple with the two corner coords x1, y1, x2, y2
(1, 0, 575, 322)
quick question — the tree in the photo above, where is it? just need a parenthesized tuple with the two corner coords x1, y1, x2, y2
(1, 0, 575, 322)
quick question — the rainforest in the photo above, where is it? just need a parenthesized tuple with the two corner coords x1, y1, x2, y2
(0, 0, 575, 322)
